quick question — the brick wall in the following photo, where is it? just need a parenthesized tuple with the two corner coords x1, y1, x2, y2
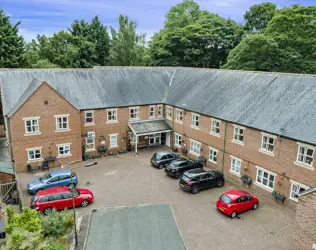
(292, 191, 316, 250)
(10, 83, 82, 173)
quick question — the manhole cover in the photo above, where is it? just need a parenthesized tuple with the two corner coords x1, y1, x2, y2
(84, 181, 94, 186)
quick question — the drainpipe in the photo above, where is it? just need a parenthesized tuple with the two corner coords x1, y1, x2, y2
(221, 121, 227, 174)
(5, 116, 14, 163)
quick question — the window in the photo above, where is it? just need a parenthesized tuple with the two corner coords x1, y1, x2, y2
(211, 119, 220, 135)
(58, 144, 71, 156)
(256, 167, 275, 190)
(86, 137, 95, 151)
(176, 109, 183, 123)
(261, 133, 275, 154)
(157, 105, 163, 117)
(190, 140, 201, 156)
(166, 106, 172, 120)
(233, 125, 244, 144)
(230, 157, 241, 176)
(209, 148, 218, 164)
(59, 175, 70, 181)
(62, 193, 73, 199)
(52, 194, 63, 201)
(24, 118, 40, 134)
(49, 176, 59, 183)
(129, 107, 139, 120)
(39, 196, 54, 203)
(149, 106, 155, 118)
(56, 115, 69, 131)
(175, 134, 182, 147)
(296, 144, 314, 167)
(107, 109, 117, 122)
(290, 181, 309, 202)
(110, 134, 118, 148)
(191, 113, 199, 128)
(27, 148, 42, 161)
(85, 111, 94, 125)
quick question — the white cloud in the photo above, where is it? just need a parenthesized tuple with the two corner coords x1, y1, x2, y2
(19, 28, 54, 42)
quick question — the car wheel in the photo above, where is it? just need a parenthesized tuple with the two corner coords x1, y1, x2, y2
(216, 179, 224, 188)
(43, 207, 53, 215)
(252, 203, 258, 210)
(231, 211, 237, 218)
(158, 164, 164, 169)
(80, 199, 89, 207)
(191, 186, 200, 194)
(175, 172, 182, 179)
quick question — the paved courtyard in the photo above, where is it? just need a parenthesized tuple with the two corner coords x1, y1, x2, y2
(18, 147, 294, 250)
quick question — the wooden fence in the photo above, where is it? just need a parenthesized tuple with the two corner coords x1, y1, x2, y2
(0, 180, 17, 204)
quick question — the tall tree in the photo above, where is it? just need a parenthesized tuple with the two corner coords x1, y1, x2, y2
(0, 9, 25, 68)
(109, 15, 150, 66)
(243, 2, 276, 33)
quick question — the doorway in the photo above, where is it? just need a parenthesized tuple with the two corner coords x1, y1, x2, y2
(149, 133, 161, 146)
(165, 132, 171, 147)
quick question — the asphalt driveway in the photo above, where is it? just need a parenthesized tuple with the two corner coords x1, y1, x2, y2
(18, 147, 294, 250)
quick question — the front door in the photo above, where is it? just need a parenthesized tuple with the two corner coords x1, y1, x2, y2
(149, 133, 161, 146)
(166, 132, 171, 147)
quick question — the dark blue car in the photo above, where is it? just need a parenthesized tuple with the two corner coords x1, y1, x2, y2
(27, 169, 78, 194)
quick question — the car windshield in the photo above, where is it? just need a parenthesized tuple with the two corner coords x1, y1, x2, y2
(220, 195, 232, 204)
(181, 174, 190, 181)
(154, 153, 162, 160)
(31, 195, 39, 203)
(69, 188, 80, 196)
(39, 173, 52, 182)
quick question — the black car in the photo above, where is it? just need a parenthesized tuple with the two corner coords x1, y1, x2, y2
(165, 158, 203, 179)
(150, 151, 179, 169)
(179, 169, 224, 194)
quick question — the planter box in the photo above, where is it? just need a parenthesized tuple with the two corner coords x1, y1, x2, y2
(98, 147, 107, 152)
(45, 156, 56, 161)
(240, 176, 252, 185)
(272, 191, 285, 201)
(92, 155, 101, 159)
(82, 155, 89, 161)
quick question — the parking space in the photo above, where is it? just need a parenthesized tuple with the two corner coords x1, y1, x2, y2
(18, 147, 294, 250)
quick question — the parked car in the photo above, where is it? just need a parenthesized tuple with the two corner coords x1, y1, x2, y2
(150, 151, 179, 169)
(30, 186, 94, 215)
(165, 158, 203, 178)
(216, 189, 259, 218)
(27, 169, 78, 194)
(179, 169, 224, 194)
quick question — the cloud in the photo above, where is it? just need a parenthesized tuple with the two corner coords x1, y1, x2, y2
(19, 28, 54, 42)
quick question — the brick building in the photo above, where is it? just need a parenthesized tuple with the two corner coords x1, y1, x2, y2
(291, 187, 316, 250)
(0, 67, 316, 206)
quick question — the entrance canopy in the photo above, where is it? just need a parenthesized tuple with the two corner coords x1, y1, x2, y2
(128, 118, 172, 136)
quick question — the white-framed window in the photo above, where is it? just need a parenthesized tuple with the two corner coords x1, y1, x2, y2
(296, 143, 314, 167)
(24, 117, 40, 134)
(230, 156, 241, 176)
(86, 137, 95, 151)
(256, 167, 275, 190)
(129, 107, 140, 120)
(175, 133, 182, 147)
(166, 106, 172, 120)
(176, 109, 183, 123)
(85, 111, 94, 125)
(57, 144, 71, 157)
(211, 119, 220, 136)
(27, 148, 42, 161)
(149, 106, 155, 118)
(157, 105, 163, 117)
(233, 125, 244, 144)
(191, 113, 199, 128)
(290, 181, 309, 202)
(107, 109, 117, 123)
(260, 133, 275, 155)
(209, 147, 218, 164)
(189, 139, 201, 156)
(55, 115, 69, 131)
(109, 134, 118, 148)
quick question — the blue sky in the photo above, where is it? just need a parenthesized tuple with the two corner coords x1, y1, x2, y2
(2, 0, 314, 41)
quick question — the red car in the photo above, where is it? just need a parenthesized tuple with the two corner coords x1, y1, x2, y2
(30, 186, 94, 215)
(216, 189, 259, 218)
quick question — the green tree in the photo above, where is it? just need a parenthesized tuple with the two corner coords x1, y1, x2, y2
(243, 2, 277, 33)
(109, 15, 150, 66)
(0, 9, 25, 68)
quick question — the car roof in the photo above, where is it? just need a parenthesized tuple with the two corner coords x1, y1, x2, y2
(172, 158, 187, 163)
(185, 169, 206, 175)
(36, 186, 70, 197)
(50, 169, 71, 176)
(223, 189, 248, 200)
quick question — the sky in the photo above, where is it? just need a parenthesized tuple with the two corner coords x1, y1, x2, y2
(1, 0, 314, 42)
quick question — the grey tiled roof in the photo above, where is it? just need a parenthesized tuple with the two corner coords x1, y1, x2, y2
(129, 119, 172, 135)
(1, 67, 316, 145)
